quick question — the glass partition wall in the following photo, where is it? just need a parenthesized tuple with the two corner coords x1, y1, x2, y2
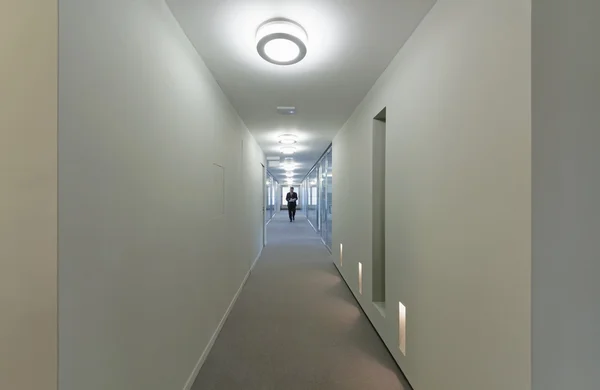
(301, 145, 333, 250)
(306, 169, 319, 229)
(265, 171, 280, 225)
(325, 149, 333, 248)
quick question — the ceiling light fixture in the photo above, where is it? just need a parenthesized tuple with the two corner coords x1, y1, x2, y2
(278, 134, 298, 145)
(285, 171, 294, 177)
(277, 106, 296, 115)
(282, 158, 295, 170)
(256, 19, 308, 66)
(280, 146, 296, 155)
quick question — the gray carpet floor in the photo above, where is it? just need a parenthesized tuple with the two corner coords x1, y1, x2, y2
(192, 212, 412, 390)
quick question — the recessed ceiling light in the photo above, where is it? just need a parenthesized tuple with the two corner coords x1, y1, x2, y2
(256, 19, 308, 66)
(285, 171, 294, 177)
(278, 134, 298, 145)
(277, 106, 296, 115)
(280, 146, 296, 155)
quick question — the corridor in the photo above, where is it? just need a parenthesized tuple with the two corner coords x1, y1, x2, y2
(5, 1, 598, 390)
(192, 212, 410, 390)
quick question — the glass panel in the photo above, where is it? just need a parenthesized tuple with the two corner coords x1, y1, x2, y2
(326, 149, 333, 249)
(274, 181, 279, 217)
(320, 158, 327, 237)
(303, 181, 308, 217)
(269, 175, 273, 221)
(272, 177, 276, 219)
(264, 172, 279, 223)
(308, 169, 318, 229)
(298, 146, 332, 246)
(265, 174, 272, 225)
(300, 182, 305, 214)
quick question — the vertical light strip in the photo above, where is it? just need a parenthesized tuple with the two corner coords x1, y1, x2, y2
(358, 262, 363, 295)
(340, 243, 343, 266)
(399, 302, 407, 355)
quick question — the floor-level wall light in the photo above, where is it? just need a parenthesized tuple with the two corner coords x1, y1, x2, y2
(399, 302, 407, 355)
(340, 243, 343, 266)
(256, 19, 308, 66)
(358, 262, 363, 295)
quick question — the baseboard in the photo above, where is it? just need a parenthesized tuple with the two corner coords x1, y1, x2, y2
(251, 247, 263, 271)
(307, 218, 318, 233)
(182, 248, 263, 390)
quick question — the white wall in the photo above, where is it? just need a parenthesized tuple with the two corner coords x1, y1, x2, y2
(333, 1, 531, 389)
(58, 1, 264, 389)
(532, 1, 600, 389)
(0, 2, 58, 389)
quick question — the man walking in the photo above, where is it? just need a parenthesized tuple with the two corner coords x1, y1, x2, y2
(286, 187, 298, 222)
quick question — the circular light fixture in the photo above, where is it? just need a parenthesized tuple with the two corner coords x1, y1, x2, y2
(282, 158, 295, 170)
(280, 146, 296, 155)
(278, 134, 298, 145)
(285, 171, 294, 178)
(256, 19, 308, 66)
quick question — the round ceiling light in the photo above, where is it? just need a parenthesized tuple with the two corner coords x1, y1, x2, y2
(285, 171, 294, 177)
(282, 158, 295, 170)
(256, 19, 308, 66)
(278, 134, 298, 145)
(280, 146, 296, 155)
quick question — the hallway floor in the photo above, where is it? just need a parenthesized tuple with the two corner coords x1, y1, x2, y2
(192, 212, 411, 390)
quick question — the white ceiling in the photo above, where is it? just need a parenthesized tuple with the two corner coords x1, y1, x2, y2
(167, 0, 436, 182)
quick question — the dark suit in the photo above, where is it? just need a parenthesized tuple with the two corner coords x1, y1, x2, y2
(286, 191, 298, 221)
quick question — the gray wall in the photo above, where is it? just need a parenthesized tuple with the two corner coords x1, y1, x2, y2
(58, 1, 265, 389)
(0, 2, 58, 389)
(333, 1, 531, 389)
(532, 1, 600, 389)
